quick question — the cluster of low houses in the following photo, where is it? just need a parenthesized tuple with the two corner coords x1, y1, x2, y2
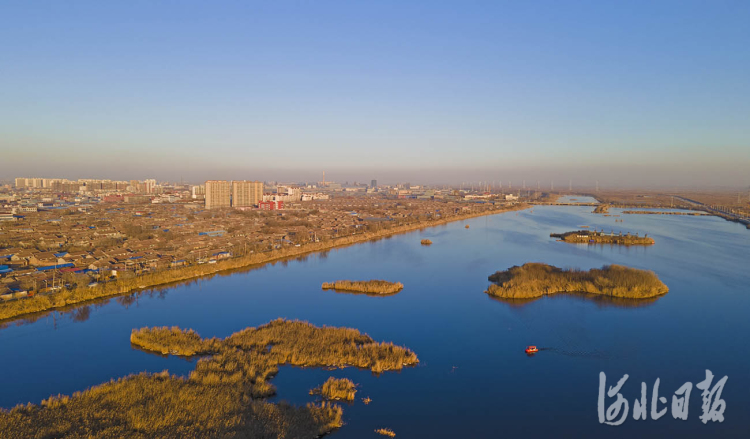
(1, 195, 508, 300)
(0, 246, 234, 299)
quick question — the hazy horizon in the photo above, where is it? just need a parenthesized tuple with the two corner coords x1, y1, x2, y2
(1, 1, 748, 188)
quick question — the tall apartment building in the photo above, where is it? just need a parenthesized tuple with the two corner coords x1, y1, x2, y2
(205, 180, 231, 209)
(144, 179, 157, 194)
(191, 184, 206, 199)
(232, 180, 263, 207)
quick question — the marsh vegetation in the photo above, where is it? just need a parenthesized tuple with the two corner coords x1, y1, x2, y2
(420, 239, 433, 245)
(311, 377, 357, 401)
(322, 280, 404, 295)
(550, 230, 654, 246)
(592, 204, 610, 214)
(0, 319, 418, 438)
(485, 263, 668, 299)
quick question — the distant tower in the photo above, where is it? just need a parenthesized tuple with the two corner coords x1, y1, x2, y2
(522, 180, 526, 189)
(322, 171, 326, 185)
(509, 181, 512, 190)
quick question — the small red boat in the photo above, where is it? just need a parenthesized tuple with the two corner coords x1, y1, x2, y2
(525, 346, 539, 354)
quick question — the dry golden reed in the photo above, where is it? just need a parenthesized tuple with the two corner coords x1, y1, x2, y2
(485, 263, 668, 299)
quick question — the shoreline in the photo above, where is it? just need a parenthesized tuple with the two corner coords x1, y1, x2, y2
(0, 203, 528, 323)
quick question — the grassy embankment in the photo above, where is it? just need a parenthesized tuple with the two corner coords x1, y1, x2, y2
(0, 319, 418, 438)
(311, 378, 357, 402)
(0, 204, 527, 323)
(550, 231, 654, 246)
(485, 263, 668, 300)
(322, 280, 403, 295)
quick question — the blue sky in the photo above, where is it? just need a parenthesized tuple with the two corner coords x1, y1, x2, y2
(1, 1, 748, 186)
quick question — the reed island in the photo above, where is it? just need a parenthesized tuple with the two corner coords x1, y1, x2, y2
(376, 428, 397, 437)
(0, 319, 418, 438)
(592, 204, 610, 214)
(310, 377, 357, 402)
(322, 280, 404, 295)
(550, 230, 654, 245)
(420, 239, 433, 245)
(485, 263, 668, 299)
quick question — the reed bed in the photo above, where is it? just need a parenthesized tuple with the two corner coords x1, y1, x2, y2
(311, 377, 357, 401)
(321, 280, 404, 295)
(550, 230, 654, 246)
(1, 319, 418, 438)
(592, 204, 610, 214)
(485, 263, 668, 299)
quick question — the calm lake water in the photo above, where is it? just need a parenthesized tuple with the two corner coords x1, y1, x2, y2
(1, 202, 749, 438)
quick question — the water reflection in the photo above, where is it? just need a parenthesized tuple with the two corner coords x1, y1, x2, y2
(487, 292, 661, 309)
(70, 306, 91, 322)
(322, 289, 399, 298)
(0, 252, 328, 329)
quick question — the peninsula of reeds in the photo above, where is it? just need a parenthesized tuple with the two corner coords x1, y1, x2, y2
(550, 230, 654, 246)
(322, 280, 404, 295)
(0, 319, 418, 438)
(311, 377, 357, 401)
(485, 263, 668, 299)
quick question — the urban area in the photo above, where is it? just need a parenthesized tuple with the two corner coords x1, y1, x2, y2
(0, 175, 531, 303)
